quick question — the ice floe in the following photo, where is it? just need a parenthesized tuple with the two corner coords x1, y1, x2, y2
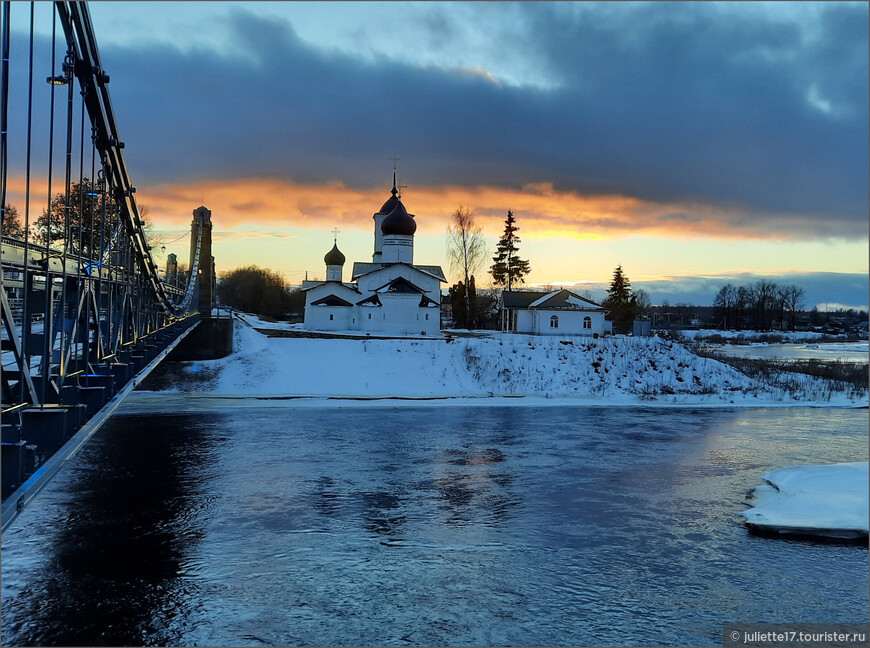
(742, 462, 869, 540)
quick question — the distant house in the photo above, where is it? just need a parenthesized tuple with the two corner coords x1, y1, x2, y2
(794, 319, 811, 332)
(498, 289, 609, 336)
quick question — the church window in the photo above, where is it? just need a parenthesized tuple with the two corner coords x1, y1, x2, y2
(583, 316, 591, 329)
(550, 315, 559, 328)
(425, 314, 429, 320)
(329, 314, 334, 321)
(368, 313, 372, 320)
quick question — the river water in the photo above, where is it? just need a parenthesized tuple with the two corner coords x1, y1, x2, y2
(701, 342, 869, 364)
(1, 404, 867, 646)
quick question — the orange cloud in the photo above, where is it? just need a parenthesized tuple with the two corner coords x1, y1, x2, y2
(3, 174, 841, 243)
(131, 178, 790, 242)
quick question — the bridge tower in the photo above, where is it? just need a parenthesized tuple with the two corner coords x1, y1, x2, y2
(189, 206, 214, 314)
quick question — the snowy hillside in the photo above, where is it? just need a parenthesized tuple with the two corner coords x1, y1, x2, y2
(149, 315, 847, 405)
(452, 332, 762, 399)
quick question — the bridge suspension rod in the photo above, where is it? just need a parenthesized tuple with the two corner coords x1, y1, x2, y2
(54, 1, 201, 318)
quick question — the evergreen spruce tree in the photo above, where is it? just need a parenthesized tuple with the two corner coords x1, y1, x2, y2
(467, 275, 478, 329)
(490, 210, 531, 291)
(449, 281, 468, 328)
(603, 264, 638, 334)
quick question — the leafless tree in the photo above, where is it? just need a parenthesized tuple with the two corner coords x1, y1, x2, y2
(752, 280, 778, 330)
(633, 288, 651, 315)
(2, 204, 25, 238)
(775, 285, 790, 330)
(735, 285, 752, 330)
(446, 206, 487, 328)
(714, 283, 737, 329)
(784, 284, 805, 331)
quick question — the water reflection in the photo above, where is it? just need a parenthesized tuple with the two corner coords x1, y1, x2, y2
(1, 415, 217, 646)
(2, 406, 868, 646)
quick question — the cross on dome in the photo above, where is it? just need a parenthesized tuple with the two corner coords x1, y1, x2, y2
(389, 154, 400, 197)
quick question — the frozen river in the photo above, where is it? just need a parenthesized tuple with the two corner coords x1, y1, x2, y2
(701, 341, 869, 364)
(2, 404, 868, 646)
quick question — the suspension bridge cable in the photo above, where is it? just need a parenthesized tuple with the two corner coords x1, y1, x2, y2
(87, 116, 96, 365)
(20, 1, 36, 403)
(40, 5, 59, 406)
(58, 46, 74, 377)
(74, 74, 84, 370)
(0, 1, 9, 215)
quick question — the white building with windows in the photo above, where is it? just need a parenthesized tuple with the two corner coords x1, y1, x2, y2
(302, 173, 446, 335)
(498, 289, 610, 336)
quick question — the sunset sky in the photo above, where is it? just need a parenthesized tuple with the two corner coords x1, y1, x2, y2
(5, 2, 868, 309)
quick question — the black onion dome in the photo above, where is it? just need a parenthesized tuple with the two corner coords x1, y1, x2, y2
(324, 242, 346, 266)
(380, 200, 417, 236)
(378, 190, 399, 216)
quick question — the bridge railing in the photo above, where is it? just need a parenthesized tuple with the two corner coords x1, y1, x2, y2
(0, 1, 216, 504)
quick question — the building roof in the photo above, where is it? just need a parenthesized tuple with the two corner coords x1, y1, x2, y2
(310, 294, 354, 307)
(357, 294, 382, 307)
(530, 289, 606, 311)
(499, 290, 551, 309)
(500, 289, 606, 311)
(374, 276, 426, 294)
(300, 280, 360, 293)
(350, 262, 446, 283)
(420, 294, 440, 307)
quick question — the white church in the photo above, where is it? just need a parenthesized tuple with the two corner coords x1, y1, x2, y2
(301, 173, 446, 335)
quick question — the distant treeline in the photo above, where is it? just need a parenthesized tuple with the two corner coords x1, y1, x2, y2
(713, 281, 804, 331)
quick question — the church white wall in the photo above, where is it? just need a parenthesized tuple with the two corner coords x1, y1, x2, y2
(358, 307, 380, 332)
(381, 235, 414, 264)
(303, 282, 360, 331)
(304, 304, 354, 331)
(304, 282, 360, 304)
(356, 303, 440, 335)
(372, 213, 387, 261)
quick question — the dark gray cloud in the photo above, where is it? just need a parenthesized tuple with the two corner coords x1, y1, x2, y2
(6, 2, 868, 239)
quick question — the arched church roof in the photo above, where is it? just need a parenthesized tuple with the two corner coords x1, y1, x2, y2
(378, 190, 399, 216)
(380, 200, 417, 236)
(324, 242, 346, 266)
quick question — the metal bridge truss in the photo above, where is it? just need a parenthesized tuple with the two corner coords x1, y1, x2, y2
(1, 1, 205, 500)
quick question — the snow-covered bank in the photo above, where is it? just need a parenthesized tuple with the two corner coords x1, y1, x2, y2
(138, 317, 868, 406)
(741, 462, 869, 540)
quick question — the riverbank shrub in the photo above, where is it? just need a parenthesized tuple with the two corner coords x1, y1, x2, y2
(691, 346, 868, 399)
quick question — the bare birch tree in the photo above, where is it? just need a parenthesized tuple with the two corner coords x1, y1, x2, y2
(446, 206, 486, 328)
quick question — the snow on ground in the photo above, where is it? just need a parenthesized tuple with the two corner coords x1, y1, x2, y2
(678, 329, 825, 342)
(741, 462, 869, 539)
(132, 314, 870, 406)
(232, 312, 300, 331)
